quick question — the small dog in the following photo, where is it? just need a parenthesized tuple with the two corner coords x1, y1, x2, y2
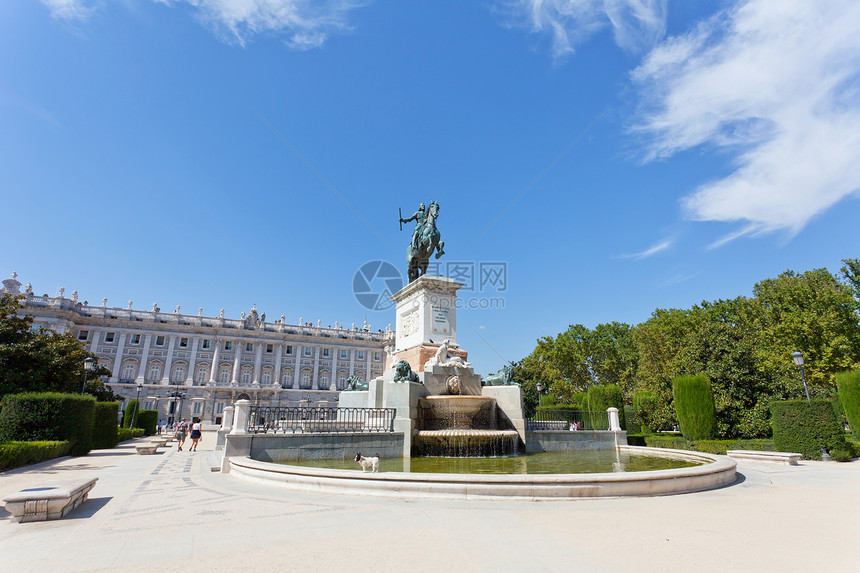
(354, 453, 379, 473)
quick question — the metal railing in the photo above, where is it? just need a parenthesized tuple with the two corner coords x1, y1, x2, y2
(247, 406, 396, 434)
(526, 410, 610, 431)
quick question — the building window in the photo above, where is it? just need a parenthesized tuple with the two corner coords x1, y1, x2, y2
(340, 349, 348, 359)
(155, 335, 165, 346)
(202, 339, 211, 349)
(219, 367, 230, 384)
(357, 351, 365, 360)
(338, 373, 347, 388)
(245, 342, 253, 352)
(262, 370, 271, 384)
(131, 334, 141, 345)
(215, 402, 225, 415)
(282, 370, 291, 384)
(323, 348, 330, 357)
(266, 344, 273, 353)
(148, 363, 161, 381)
(285, 345, 293, 355)
(195, 365, 207, 384)
(179, 337, 188, 348)
(374, 352, 381, 361)
(224, 341, 232, 351)
(241, 369, 251, 384)
(301, 372, 311, 387)
(122, 363, 136, 380)
(304, 347, 312, 356)
(104, 332, 115, 343)
(193, 402, 202, 415)
(320, 373, 329, 387)
(172, 364, 185, 382)
(78, 330, 89, 341)
(144, 400, 156, 410)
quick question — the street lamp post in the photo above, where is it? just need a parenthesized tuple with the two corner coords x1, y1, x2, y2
(131, 381, 143, 429)
(81, 357, 95, 395)
(169, 390, 186, 426)
(791, 351, 811, 405)
(791, 351, 829, 461)
(536, 382, 543, 408)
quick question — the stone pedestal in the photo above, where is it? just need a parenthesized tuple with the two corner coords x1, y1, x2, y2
(390, 276, 466, 372)
(482, 385, 527, 448)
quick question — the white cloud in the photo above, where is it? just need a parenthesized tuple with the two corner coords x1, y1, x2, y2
(632, 0, 860, 243)
(619, 238, 672, 259)
(154, 0, 365, 49)
(41, 0, 97, 22)
(501, 0, 667, 59)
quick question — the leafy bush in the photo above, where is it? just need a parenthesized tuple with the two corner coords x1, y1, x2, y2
(836, 371, 860, 440)
(136, 410, 158, 436)
(828, 442, 859, 462)
(587, 384, 626, 430)
(92, 402, 119, 449)
(0, 393, 95, 455)
(632, 391, 657, 433)
(123, 399, 139, 428)
(770, 399, 846, 460)
(117, 427, 146, 442)
(672, 374, 717, 440)
(632, 434, 774, 455)
(572, 392, 589, 410)
(0, 440, 71, 471)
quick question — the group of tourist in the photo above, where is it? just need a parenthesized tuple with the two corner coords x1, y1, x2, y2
(156, 418, 203, 451)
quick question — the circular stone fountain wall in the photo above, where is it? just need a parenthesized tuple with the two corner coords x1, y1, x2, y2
(228, 446, 737, 500)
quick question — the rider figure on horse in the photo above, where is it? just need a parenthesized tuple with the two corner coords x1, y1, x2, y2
(400, 203, 427, 250)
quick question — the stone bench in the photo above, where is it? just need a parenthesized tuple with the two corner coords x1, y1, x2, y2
(727, 450, 801, 465)
(147, 439, 168, 447)
(4, 477, 98, 523)
(135, 443, 159, 455)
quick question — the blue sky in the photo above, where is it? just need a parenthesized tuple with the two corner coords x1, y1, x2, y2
(2, 0, 860, 376)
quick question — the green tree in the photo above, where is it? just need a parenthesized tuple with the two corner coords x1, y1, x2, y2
(0, 294, 118, 400)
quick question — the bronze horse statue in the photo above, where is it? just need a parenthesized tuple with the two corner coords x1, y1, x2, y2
(406, 201, 445, 282)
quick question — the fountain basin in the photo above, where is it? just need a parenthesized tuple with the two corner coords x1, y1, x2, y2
(228, 446, 737, 500)
(414, 429, 519, 457)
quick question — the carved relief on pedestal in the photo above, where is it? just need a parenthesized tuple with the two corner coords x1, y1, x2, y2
(400, 308, 419, 337)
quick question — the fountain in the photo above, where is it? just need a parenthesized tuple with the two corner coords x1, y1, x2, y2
(414, 395, 519, 457)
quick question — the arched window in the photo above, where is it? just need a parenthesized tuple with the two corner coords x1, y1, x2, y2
(172, 364, 186, 382)
(147, 363, 162, 381)
(241, 368, 252, 384)
(195, 365, 208, 384)
(122, 363, 136, 380)
(337, 372, 347, 389)
(262, 369, 272, 384)
(301, 371, 311, 388)
(219, 366, 230, 384)
(320, 373, 329, 387)
(281, 370, 292, 384)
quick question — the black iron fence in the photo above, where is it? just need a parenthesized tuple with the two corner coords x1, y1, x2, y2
(526, 410, 610, 431)
(246, 406, 396, 434)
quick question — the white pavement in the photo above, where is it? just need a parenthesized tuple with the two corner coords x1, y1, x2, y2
(1, 438, 858, 573)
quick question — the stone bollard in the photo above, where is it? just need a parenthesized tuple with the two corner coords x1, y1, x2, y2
(221, 406, 234, 431)
(230, 400, 250, 435)
(608, 407, 621, 431)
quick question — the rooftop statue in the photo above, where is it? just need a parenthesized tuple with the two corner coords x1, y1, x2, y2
(400, 201, 445, 282)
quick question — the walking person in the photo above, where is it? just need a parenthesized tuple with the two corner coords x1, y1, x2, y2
(175, 417, 188, 451)
(189, 417, 202, 452)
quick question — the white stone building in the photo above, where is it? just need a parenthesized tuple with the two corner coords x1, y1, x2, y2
(2, 273, 392, 425)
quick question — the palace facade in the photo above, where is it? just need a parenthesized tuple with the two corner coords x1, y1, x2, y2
(2, 273, 392, 425)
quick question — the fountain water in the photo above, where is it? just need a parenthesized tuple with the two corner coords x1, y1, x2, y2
(414, 395, 519, 457)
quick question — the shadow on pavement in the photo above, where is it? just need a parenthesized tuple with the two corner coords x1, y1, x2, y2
(65, 497, 113, 520)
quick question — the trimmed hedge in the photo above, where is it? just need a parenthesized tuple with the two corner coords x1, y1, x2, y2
(0, 440, 71, 471)
(770, 399, 846, 460)
(628, 434, 774, 455)
(137, 410, 158, 436)
(587, 385, 626, 430)
(632, 391, 657, 433)
(92, 402, 120, 449)
(117, 427, 145, 442)
(123, 399, 139, 428)
(672, 374, 717, 440)
(836, 371, 860, 440)
(0, 393, 95, 456)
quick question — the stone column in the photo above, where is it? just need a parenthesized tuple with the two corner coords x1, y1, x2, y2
(231, 399, 251, 434)
(272, 344, 283, 387)
(209, 338, 221, 385)
(365, 350, 372, 382)
(231, 342, 241, 386)
(331, 348, 338, 390)
(185, 336, 199, 386)
(293, 345, 302, 388)
(349, 349, 355, 377)
(161, 335, 176, 385)
(111, 332, 127, 382)
(135, 334, 153, 383)
(608, 407, 621, 431)
(252, 341, 263, 385)
(88, 330, 101, 354)
(312, 347, 320, 390)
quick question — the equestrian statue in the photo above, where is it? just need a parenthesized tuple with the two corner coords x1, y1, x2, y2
(399, 201, 445, 282)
